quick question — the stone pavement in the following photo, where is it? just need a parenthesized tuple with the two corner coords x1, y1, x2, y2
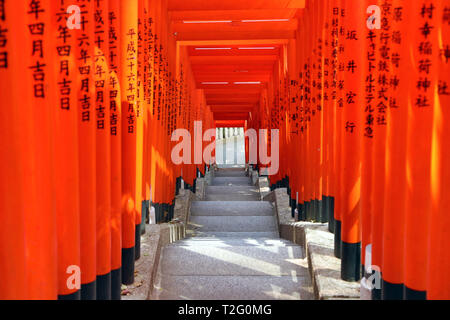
(150, 166, 313, 300)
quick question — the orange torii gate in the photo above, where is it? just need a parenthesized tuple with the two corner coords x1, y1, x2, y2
(0, 0, 449, 301)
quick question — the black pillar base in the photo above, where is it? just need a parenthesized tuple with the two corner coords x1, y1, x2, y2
(372, 286, 382, 300)
(334, 220, 342, 258)
(328, 196, 335, 233)
(175, 177, 181, 195)
(404, 286, 427, 300)
(341, 241, 361, 282)
(81, 280, 96, 300)
(146, 202, 151, 224)
(290, 198, 296, 218)
(141, 200, 148, 235)
(382, 280, 404, 300)
(111, 267, 122, 300)
(305, 201, 312, 221)
(145, 200, 150, 225)
(135, 224, 141, 260)
(162, 203, 169, 222)
(121, 247, 135, 285)
(193, 179, 197, 193)
(323, 196, 329, 224)
(315, 199, 325, 222)
(312, 199, 318, 222)
(320, 196, 327, 223)
(58, 290, 81, 300)
(154, 203, 162, 223)
(169, 202, 175, 221)
(317, 199, 322, 222)
(96, 272, 111, 300)
(298, 203, 305, 221)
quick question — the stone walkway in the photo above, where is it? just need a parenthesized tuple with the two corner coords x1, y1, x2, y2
(150, 166, 313, 300)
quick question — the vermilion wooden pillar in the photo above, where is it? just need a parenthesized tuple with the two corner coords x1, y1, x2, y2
(109, 0, 123, 301)
(428, 0, 450, 300)
(74, 0, 96, 300)
(120, 0, 138, 285)
(333, 0, 345, 259)
(53, 0, 81, 300)
(94, 0, 112, 300)
(0, 2, 59, 300)
(0, 2, 29, 300)
(340, 0, 365, 282)
(403, 0, 437, 300)
(381, 0, 410, 300)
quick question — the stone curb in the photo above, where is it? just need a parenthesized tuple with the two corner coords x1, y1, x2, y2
(254, 172, 360, 300)
(122, 189, 195, 300)
(281, 222, 360, 300)
(195, 178, 206, 200)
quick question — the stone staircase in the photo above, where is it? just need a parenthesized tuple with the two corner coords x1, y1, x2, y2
(151, 166, 313, 300)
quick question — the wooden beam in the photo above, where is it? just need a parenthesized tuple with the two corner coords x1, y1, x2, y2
(211, 106, 254, 113)
(214, 112, 249, 121)
(175, 30, 296, 41)
(169, 9, 298, 21)
(188, 47, 282, 57)
(192, 64, 274, 72)
(202, 88, 263, 95)
(215, 120, 247, 128)
(190, 55, 278, 64)
(195, 76, 271, 83)
(177, 39, 289, 46)
(172, 20, 298, 33)
(168, 0, 305, 11)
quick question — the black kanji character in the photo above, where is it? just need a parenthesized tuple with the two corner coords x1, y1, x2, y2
(419, 22, 434, 39)
(393, 7, 403, 22)
(438, 81, 449, 95)
(28, 23, 44, 35)
(421, 3, 435, 19)
(345, 121, 356, 133)
(347, 60, 357, 73)
(28, 0, 45, 20)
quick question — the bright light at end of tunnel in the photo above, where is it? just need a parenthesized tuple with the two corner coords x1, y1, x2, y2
(183, 19, 289, 24)
(241, 19, 290, 23)
(234, 81, 261, 85)
(238, 47, 276, 50)
(183, 20, 233, 24)
(195, 47, 232, 50)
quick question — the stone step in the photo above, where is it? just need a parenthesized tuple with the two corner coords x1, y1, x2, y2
(211, 176, 251, 186)
(206, 185, 258, 194)
(187, 231, 280, 238)
(189, 215, 277, 233)
(214, 170, 247, 177)
(205, 186, 259, 201)
(152, 275, 313, 300)
(205, 194, 260, 201)
(159, 245, 305, 276)
(190, 201, 273, 216)
(216, 165, 245, 169)
(171, 237, 297, 247)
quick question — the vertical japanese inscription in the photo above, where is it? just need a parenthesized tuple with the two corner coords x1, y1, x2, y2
(125, 25, 137, 133)
(28, 0, 46, 99)
(77, 0, 92, 122)
(109, 5, 119, 136)
(0, 0, 8, 69)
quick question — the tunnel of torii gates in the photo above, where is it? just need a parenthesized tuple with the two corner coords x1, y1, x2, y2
(0, 0, 449, 301)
